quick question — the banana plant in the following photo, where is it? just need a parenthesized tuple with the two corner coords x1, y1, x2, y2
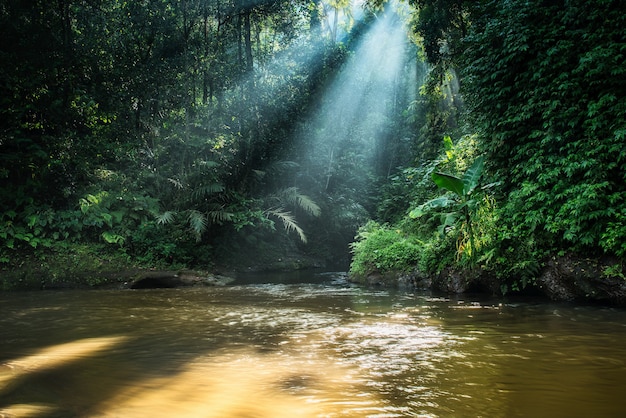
(410, 155, 485, 259)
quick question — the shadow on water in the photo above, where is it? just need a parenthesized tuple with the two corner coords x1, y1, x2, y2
(0, 273, 381, 417)
(1, 272, 626, 417)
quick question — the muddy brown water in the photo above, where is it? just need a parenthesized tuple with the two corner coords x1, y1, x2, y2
(1, 272, 625, 417)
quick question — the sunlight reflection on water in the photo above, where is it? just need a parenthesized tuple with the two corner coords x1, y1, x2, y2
(93, 349, 380, 418)
(1, 277, 626, 417)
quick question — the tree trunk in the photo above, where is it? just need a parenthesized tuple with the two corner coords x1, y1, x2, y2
(243, 11, 253, 72)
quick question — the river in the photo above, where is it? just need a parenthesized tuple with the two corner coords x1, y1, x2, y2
(1, 271, 625, 417)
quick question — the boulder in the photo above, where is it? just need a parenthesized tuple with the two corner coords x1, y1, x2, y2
(537, 254, 626, 304)
(129, 271, 234, 289)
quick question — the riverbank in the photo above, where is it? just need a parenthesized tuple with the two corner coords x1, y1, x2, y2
(2, 246, 625, 306)
(351, 253, 626, 306)
(0, 245, 324, 291)
(0, 245, 213, 291)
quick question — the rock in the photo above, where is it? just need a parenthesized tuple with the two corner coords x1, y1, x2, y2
(537, 254, 626, 304)
(129, 271, 235, 289)
(432, 267, 468, 294)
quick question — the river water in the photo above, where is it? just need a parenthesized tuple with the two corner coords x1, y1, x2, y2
(1, 271, 625, 417)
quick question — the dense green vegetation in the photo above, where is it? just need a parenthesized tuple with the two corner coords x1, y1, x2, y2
(1, 0, 424, 288)
(1, 0, 624, 294)
(351, 0, 625, 294)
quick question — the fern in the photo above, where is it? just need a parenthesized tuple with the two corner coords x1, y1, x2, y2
(278, 187, 321, 217)
(191, 183, 224, 201)
(266, 208, 307, 243)
(264, 160, 300, 178)
(156, 211, 176, 225)
(207, 207, 233, 224)
(187, 210, 207, 242)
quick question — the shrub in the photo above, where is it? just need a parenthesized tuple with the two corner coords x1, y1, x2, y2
(350, 221, 423, 279)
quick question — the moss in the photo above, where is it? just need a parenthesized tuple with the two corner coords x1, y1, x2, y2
(0, 244, 148, 290)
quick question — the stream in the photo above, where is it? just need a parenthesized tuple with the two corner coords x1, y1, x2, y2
(1, 271, 625, 417)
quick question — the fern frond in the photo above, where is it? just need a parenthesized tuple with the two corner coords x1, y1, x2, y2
(207, 209, 233, 224)
(187, 210, 207, 242)
(191, 183, 224, 201)
(266, 208, 307, 243)
(296, 193, 321, 217)
(156, 211, 176, 225)
(279, 187, 321, 217)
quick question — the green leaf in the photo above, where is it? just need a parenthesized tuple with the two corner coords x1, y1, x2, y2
(440, 212, 459, 228)
(102, 231, 125, 245)
(207, 209, 233, 225)
(275, 187, 321, 217)
(409, 196, 454, 218)
(266, 208, 307, 243)
(187, 210, 207, 242)
(101, 212, 113, 227)
(443, 135, 455, 161)
(191, 183, 224, 201)
(27, 215, 38, 228)
(462, 155, 485, 196)
(156, 211, 176, 225)
(111, 211, 125, 224)
(432, 172, 464, 197)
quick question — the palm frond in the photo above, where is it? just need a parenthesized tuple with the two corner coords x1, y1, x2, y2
(191, 183, 224, 201)
(156, 211, 176, 225)
(266, 208, 307, 243)
(207, 209, 233, 225)
(279, 187, 321, 217)
(187, 210, 207, 242)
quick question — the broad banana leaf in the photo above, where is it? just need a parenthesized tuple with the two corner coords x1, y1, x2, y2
(432, 171, 464, 197)
(409, 196, 454, 218)
(462, 155, 485, 196)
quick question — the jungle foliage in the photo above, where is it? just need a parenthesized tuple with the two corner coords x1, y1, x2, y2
(350, 0, 625, 291)
(0, 0, 422, 275)
(2, 0, 624, 291)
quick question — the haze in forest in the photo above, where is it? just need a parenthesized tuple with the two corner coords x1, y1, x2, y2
(1, 0, 624, 301)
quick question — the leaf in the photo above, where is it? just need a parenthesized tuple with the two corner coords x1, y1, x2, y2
(191, 183, 224, 200)
(276, 187, 321, 217)
(111, 211, 125, 224)
(27, 215, 38, 228)
(462, 155, 485, 196)
(440, 212, 459, 228)
(101, 212, 113, 227)
(432, 172, 464, 197)
(207, 209, 233, 224)
(294, 193, 321, 217)
(266, 208, 307, 243)
(102, 231, 125, 245)
(156, 211, 176, 225)
(409, 196, 454, 218)
(443, 135, 455, 161)
(168, 178, 184, 189)
(187, 210, 207, 242)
